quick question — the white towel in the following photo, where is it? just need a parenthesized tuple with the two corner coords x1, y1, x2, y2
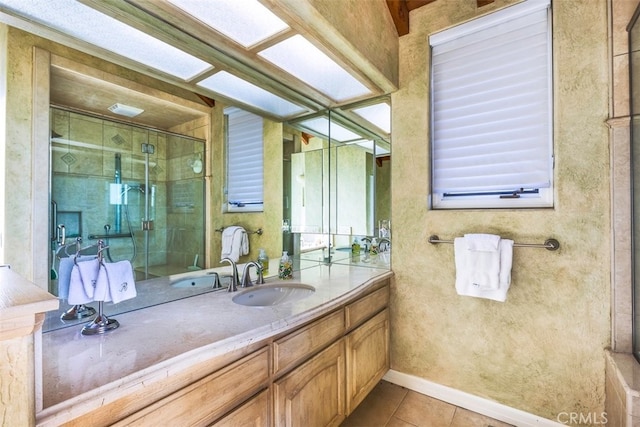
(68, 258, 101, 305)
(93, 263, 111, 302)
(58, 255, 96, 299)
(103, 260, 137, 304)
(465, 234, 501, 290)
(220, 226, 249, 262)
(454, 237, 514, 302)
(464, 233, 500, 251)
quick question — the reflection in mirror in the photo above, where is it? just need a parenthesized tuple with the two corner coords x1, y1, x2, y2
(285, 96, 391, 269)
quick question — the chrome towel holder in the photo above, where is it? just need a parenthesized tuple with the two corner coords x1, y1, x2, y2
(428, 235, 560, 251)
(215, 226, 263, 235)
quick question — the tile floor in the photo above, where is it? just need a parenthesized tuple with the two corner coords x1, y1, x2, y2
(341, 381, 514, 427)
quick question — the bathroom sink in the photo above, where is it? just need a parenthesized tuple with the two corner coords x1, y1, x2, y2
(171, 275, 219, 288)
(232, 283, 315, 307)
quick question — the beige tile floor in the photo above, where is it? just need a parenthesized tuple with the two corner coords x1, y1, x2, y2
(341, 381, 514, 427)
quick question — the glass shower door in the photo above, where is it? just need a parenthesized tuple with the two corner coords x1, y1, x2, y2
(49, 107, 206, 294)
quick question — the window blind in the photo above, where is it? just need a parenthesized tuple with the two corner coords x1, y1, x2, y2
(226, 108, 264, 209)
(430, 0, 552, 196)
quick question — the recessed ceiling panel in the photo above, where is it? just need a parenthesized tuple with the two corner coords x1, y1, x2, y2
(259, 35, 372, 102)
(352, 103, 391, 134)
(197, 71, 307, 118)
(297, 117, 361, 142)
(0, 0, 211, 80)
(167, 0, 289, 48)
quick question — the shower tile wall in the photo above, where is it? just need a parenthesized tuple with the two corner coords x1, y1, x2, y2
(50, 108, 204, 283)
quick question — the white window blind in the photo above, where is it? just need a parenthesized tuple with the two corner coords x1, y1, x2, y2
(226, 108, 264, 211)
(430, 0, 552, 208)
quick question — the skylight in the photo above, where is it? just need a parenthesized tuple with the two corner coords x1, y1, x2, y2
(296, 116, 362, 142)
(259, 35, 372, 102)
(167, 0, 289, 48)
(197, 71, 307, 117)
(352, 102, 391, 134)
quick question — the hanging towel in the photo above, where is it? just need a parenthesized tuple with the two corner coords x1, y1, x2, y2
(454, 236, 514, 302)
(93, 263, 112, 302)
(464, 234, 501, 290)
(58, 255, 96, 299)
(220, 226, 249, 262)
(103, 260, 137, 304)
(68, 258, 101, 305)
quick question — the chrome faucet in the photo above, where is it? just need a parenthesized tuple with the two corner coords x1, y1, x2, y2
(241, 261, 264, 287)
(220, 257, 239, 292)
(209, 272, 222, 289)
(378, 237, 391, 252)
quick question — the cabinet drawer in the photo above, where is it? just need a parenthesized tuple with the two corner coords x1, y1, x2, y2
(273, 309, 344, 376)
(345, 284, 389, 331)
(211, 389, 270, 427)
(112, 347, 269, 427)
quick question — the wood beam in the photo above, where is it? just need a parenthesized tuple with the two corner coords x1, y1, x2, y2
(386, 0, 436, 36)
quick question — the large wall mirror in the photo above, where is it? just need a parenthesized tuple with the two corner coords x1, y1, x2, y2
(283, 97, 391, 268)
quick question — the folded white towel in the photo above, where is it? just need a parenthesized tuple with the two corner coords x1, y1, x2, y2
(454, 237, 514, 302)
(58, 255, 96, 299)
(68, 258, 101, 305)
(103, 260, 136, 304)
(464, 233, 500, 252)
(220, 226, 249, 262)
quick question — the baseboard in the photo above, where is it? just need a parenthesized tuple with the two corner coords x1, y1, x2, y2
(383, 370, 563, 427)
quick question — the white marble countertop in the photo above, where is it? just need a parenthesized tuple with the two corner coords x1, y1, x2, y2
(37, 262, 392, 423)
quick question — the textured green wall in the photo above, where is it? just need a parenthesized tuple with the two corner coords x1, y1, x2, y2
(391, 0, 611, 421)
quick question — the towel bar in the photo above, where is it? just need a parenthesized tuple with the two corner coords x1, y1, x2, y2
(428, 235, 560, 251)
(215, 227, 263, 235)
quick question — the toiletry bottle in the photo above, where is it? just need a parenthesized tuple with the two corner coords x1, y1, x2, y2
(370, 238, 379, 255)
(278, 251, 293, 279)
(257, 248, 269, 275)
(351, 238, 360, 255)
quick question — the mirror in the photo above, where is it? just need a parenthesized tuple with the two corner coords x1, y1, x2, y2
(284, 98, 391, 267)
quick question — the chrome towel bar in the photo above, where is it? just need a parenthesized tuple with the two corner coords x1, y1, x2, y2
(428, 235, 560, 251)
(215, 227, 263, 235)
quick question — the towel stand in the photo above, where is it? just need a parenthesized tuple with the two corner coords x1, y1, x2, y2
(215, 227, 263, 235)
(428, 235, 560, 251)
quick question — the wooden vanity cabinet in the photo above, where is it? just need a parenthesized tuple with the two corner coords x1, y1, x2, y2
(45, 278, 390, 427)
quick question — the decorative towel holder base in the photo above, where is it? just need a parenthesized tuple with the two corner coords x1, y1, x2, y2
(428, 235, 560, 251)
(81, 301, 119, 335)
(60, 304, 96, 321)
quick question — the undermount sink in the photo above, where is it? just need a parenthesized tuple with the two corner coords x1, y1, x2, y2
(171, 275, 219, 288)
(232, 283, 315, 307)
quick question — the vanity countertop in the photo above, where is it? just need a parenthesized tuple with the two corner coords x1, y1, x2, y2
(38, 263, 392, 423)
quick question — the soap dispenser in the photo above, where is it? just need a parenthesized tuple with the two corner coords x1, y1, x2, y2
(278, 251, 293, 279)
(257, 248, 269, 275)
(370, 238, 379, 255)
(351, 238, 361, 255)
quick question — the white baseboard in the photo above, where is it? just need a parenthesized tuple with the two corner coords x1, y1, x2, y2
(383, 370, 563, 427)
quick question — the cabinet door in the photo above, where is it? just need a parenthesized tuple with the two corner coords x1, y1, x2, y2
(211, 389, 270, 427)
(345, 309, 389, 414)
(274, 339, 345, 427)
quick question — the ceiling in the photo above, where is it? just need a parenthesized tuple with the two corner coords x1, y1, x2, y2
(4, 0, 490, 134)
(50, 66, 206, 129)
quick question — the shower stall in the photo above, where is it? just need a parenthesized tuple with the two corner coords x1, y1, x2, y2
(49, 107, 206, 294)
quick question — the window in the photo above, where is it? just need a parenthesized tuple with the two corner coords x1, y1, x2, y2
(430, 0, 553, 209)
(225, 108, 264, 212)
